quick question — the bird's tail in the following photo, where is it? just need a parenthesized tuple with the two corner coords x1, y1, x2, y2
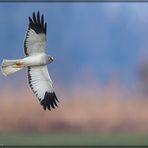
(1, 59, 23, 76)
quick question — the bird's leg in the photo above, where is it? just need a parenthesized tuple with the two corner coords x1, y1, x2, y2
(13, 61, 25, 68)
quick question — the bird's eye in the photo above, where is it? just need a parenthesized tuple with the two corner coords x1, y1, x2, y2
(50, 57, 54, 61)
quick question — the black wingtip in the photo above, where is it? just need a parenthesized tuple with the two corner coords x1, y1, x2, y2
(40, 92, 59, 111)
(28, 11, 47, 34)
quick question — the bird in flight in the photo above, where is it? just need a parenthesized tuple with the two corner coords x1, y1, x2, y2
(1, 11, 59, 111)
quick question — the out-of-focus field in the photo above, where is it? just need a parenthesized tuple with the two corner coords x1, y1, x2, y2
(1, 132, 148, 145)
(0, 81, 148, 145)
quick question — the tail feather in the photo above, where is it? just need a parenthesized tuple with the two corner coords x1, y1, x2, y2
(1, 59, 23, 76)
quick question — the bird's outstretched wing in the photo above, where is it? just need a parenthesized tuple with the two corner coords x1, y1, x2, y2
(28, 66, 59, 110)
(24, 11, 47, 56)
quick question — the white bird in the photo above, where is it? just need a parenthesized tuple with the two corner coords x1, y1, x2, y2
(1, 11, 59, 111)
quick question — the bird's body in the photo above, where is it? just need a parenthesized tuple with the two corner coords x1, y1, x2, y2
(7, 53, 53, 68)
(1, 11, 59, 111)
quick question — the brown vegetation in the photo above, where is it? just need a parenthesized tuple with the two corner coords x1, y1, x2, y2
(0, 82, 148, 133)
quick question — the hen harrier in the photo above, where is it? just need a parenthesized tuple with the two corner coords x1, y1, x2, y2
(1, 11, 59, 111)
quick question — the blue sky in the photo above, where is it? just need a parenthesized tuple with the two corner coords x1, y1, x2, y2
(0, 3, 148, 89)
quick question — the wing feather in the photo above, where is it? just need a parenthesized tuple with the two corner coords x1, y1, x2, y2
(24, 11, 47, 56)
(27, 66, 59, 110)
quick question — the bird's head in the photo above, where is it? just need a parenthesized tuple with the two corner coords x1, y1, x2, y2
(48, 55, 54, 63)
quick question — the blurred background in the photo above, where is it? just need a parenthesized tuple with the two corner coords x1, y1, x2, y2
(0, 2, 148, 146)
